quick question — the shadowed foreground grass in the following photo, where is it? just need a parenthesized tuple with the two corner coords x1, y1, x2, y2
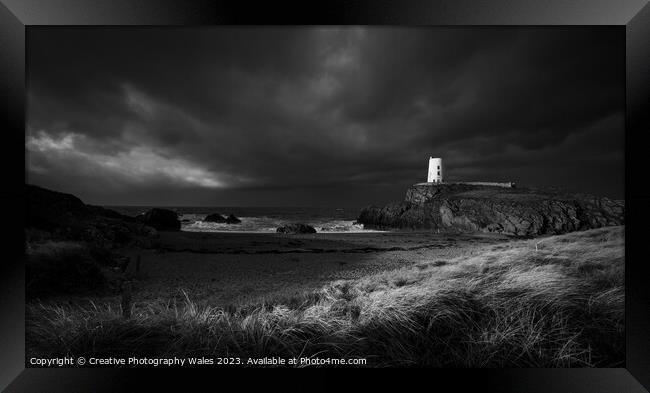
(26, 226, 624, 367)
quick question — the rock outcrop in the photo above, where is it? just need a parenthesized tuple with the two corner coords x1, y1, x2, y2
(276, 223, 317, 234)
(140, 208, 181, 231)
(225, 214, 241, 224)
(204, 213, 227, 223)
(26, 184, 157, 247)
(357, 183, 624, 237)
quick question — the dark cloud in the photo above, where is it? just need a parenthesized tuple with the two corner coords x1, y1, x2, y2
(26, 27, 624, 206)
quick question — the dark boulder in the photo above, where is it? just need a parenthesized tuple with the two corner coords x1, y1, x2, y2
(141, 208, 181, 231)
(204, 213, 227, 223)
(276, 223, 317, 234)
(225, 214, 241, 224)
(357, 183, 624, 237)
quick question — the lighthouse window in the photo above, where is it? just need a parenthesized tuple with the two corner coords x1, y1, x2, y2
(437, 166, 440, 169)
(437, 171, 440, 175)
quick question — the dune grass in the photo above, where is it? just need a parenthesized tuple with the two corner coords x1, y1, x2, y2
(25, 240, 115, 297)
(26, 226, 624, 367)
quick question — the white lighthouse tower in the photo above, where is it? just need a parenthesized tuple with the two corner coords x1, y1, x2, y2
(427, 157, 443, 183)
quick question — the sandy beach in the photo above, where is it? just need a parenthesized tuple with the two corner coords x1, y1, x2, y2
(118, 230, 514, 307)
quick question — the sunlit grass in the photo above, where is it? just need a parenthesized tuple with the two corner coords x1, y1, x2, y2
(26, 226, 624, 367)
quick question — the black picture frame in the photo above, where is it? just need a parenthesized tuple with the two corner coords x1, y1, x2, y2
(1, 0, 649, 391)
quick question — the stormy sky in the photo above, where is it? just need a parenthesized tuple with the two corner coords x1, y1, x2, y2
(26, 27, 624, 207)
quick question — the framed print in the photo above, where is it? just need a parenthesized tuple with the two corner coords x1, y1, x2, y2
(1, 0, 649, 391)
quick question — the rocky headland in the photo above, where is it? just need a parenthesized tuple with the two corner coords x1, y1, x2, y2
(26, 184, 158, 248)
(26, 184, 162, 297)
(357, 183, 624, 237)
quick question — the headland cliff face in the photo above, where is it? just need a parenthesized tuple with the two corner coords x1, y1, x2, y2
(357, 183, 624, 237)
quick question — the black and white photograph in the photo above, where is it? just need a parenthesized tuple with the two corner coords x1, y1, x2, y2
(24, 26, 626, 368)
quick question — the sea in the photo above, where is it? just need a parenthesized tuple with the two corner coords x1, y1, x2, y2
(105, 206, 383, 233)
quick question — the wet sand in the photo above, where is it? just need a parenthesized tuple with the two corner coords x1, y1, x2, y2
(119, 231, 515, 307)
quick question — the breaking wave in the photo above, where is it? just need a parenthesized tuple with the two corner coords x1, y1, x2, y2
(181, 215, 381, 233)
